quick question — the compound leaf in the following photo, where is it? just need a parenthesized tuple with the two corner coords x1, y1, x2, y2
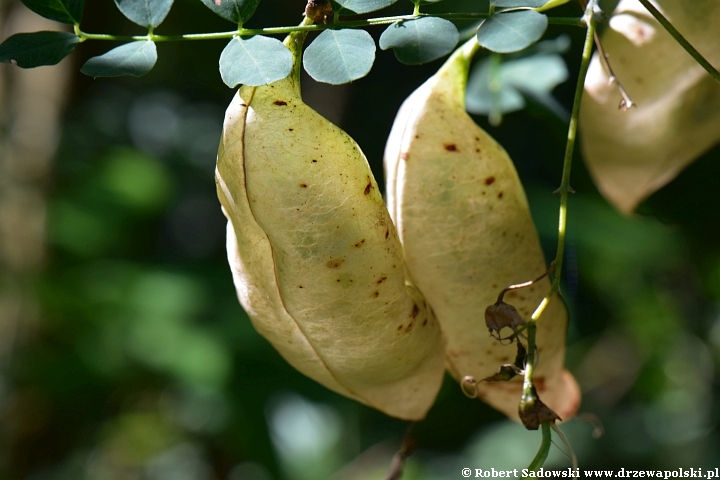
(466, 52, 567, 115)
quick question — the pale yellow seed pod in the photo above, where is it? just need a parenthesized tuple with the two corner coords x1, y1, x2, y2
(215, 33, 445, 421)
(580, 0, 720, 213)
(384, 39, 580, 421)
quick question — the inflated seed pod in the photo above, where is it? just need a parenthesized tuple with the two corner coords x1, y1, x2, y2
(215, 31, 445, 421)
(580, 0, 720, 213)
(384, 39, 580, 421)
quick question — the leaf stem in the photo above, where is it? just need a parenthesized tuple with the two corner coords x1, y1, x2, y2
(76, 14, 584, 43)
(635, 0, 720, 85)
(527, 423, 552, 471)
(520, 2, 597, 468)
(527, 0, 597, 327)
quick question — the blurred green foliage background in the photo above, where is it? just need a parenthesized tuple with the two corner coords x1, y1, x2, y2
(2, 0, 720, 479)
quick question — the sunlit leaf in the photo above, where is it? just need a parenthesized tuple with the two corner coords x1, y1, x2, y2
(20, 0, 83, 25)
(0, 31, 78, 68)
(303, 29, 375, 85)
(114, 0, 174, 28)
(379, 17, 459, 65)
(476, 10, 548, 53)
(81, 41, 158, 77)
(219, 35, 292, 87)
(198, 0, 261, 24)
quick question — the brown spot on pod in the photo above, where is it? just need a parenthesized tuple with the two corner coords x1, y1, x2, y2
(372, 291, 380, 297)
(485, 176, 496, 185)
(411, 304, 419, 318)
(377, 275, 387, 284)
(273, 100, 288, 106)
(326, 258, 345, 268)
(364, 179, 373, 195)
(498, 192, 503, 199)
(354, 239, 365, 248)
(300, 183, 308, 188)
(444, 143, 458, 152)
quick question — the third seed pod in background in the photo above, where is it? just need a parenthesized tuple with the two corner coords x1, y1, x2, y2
(384, 38, 581, 421)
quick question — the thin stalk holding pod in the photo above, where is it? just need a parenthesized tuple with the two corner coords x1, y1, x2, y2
(523, 0, 599, 469)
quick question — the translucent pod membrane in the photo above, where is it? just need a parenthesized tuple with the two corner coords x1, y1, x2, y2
(581, 0, 720, 213)
(216, 32, 445, 421)
(384, 39, 580, 421)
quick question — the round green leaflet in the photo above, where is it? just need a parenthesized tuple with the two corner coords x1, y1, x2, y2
(477, 10, 549, 54)
(303, 29, 376, 85)
(114, 0, 174, 28)
(81, 41, 158, 78)
(379, 17, 459, 65)
(466, 53, 568, 115)
(199, 0, 261, 24)
(219, 35, 293, 87)
(0, 31, 79, 68)
(20, 0, 84, 25)
(330, 0, 398, 14)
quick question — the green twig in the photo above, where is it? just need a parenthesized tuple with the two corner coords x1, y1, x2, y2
(526, 0, 597, 327)
(636, 0, 720, 85)
(528, 423, 552, 471)
(521, 1, 597, 469)
(488, 52, 503, 127)
(76, 14, 585, 43)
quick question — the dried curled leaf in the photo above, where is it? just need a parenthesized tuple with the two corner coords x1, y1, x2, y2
(485, 300, 526, 338)
(580, 0, 720, 213)
(215, 33, 445, 421)
(384, 39, 580, 421)
(519, 384, 561, 430)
